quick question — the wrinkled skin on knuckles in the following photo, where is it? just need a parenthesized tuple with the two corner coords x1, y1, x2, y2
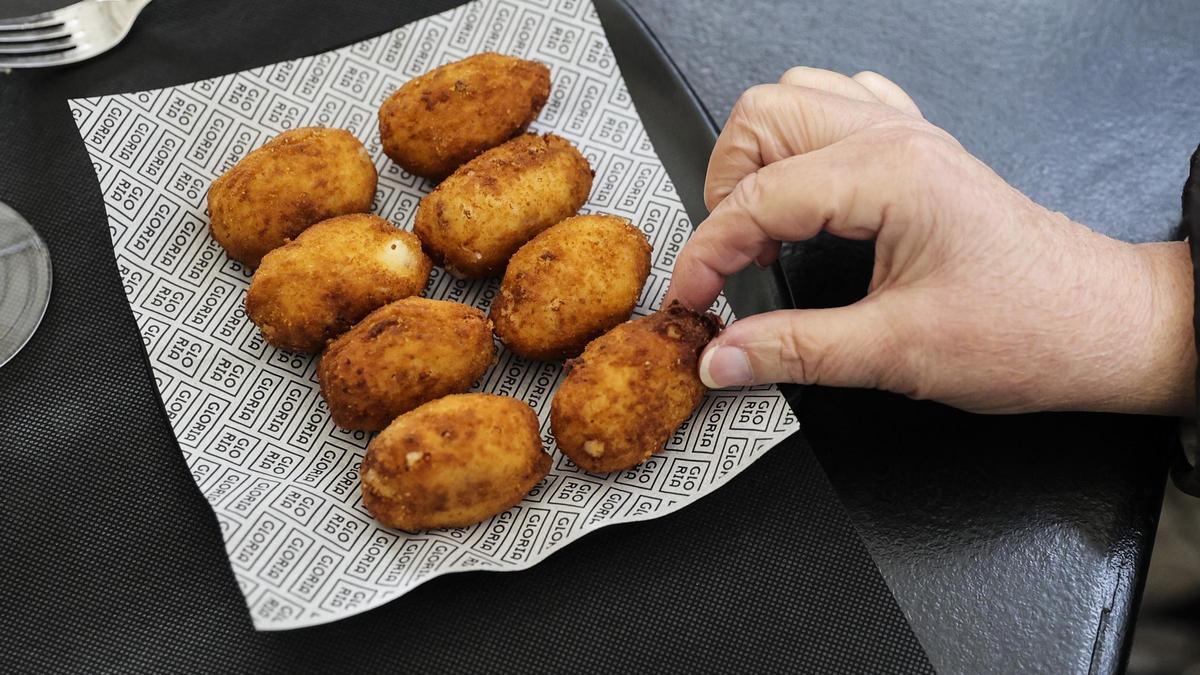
(246, 214, 432, 353)
(378, 52, 551, 180)
(413, 133, 593, 279)
(318, 298, 495, 432)
(491, 214, 651, 360)
(361, 393, 551, 531)
(551, 302, 723, 473)
(207, 127, 377, 268)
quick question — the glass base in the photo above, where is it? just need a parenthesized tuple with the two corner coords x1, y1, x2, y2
(0, 201, 51, 368)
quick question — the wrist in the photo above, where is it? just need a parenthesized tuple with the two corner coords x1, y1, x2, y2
(1132, 240, 1196, 416)
(1033, 236, 1193, 416)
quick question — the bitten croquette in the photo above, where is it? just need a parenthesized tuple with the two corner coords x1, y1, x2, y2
(245, 214, 431, 353)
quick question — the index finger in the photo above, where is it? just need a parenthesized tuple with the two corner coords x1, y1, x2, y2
(667, 133, 926, 310)
(703, 83, 895, 210)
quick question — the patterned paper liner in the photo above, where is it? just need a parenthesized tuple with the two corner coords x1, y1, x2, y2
(70, 0, 799, 630)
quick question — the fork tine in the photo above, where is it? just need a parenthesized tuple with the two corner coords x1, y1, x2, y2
(0, 26, 72, 43)
(0, 47, 86, 69)
(0, 40, 73, 56)
(0, 11, 64, 32)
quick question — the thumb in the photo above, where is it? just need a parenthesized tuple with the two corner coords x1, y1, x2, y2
(698, 304, 905, 390)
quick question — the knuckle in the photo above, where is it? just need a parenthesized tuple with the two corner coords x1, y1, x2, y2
(872, 335, 909, 392)
(852, 70, 883, 87)
(732, 83, 778, 122)
(897, 129, 946, 166)
(731, 168, 764, 205)
(689, 234, 729, 272)
(871, 125, 960, 182)
(702, 182, 727, 211)
(709, 84, 784, 211)
(780, 66, 810, 84)
(870, 315, 926, 398)
(775, 324, 822, 385)
(727, 170, 768, 228)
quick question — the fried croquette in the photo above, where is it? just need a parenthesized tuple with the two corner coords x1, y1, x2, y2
(318, 298, 495, 431)
(361, 393, 551, 531)
(491, 214, 651, 360)
(413, 133, 592, 278)
(245, 214, 432, 353)
(550, 302, 722, 473)
(207, 127, 376, 268)
(379, 52, 551, 180)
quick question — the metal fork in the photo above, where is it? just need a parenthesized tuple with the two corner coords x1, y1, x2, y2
(0, 0, 152, 69)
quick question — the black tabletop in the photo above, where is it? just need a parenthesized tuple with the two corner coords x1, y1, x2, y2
(2, 0, 1195, 673)
(631, 0, 1198, 672)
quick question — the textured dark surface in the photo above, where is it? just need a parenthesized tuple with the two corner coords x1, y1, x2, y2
(635, 0, 1200, 245)
(625, 0, 1195, 672)
(0, 0, 934, 673)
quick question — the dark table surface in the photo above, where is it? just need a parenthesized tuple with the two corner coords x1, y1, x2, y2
(4, 0, 1198, 673)
(629, 0, 1199, 672)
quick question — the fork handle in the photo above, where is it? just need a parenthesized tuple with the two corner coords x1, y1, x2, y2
(99, 0, 154, 11)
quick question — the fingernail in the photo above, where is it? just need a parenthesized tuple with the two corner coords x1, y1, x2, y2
(699, 346, 753, 388)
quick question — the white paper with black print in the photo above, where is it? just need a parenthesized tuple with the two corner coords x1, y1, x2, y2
(69, 0, 800, 630)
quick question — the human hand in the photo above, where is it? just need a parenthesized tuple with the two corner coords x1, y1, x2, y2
(665, 67, 1194, 415)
